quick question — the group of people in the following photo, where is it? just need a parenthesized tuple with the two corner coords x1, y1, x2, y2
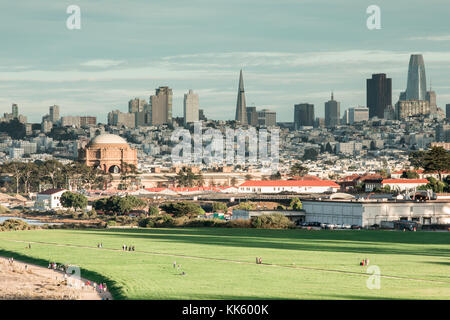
(48, 262, 67, 272)
(173, 261, 186, 275)
(256, 257, 263, 264)
(360, 258, 370, 266)
(97, 243, 103, 248)
(7, 257, 14, 265)
(122, 244, 135, 251)
(84, 280, 108, 294)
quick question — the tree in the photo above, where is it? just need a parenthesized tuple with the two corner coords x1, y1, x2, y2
(269, 171, 281, 180)
(237, 201, 256, 210)
(409, 147, 450, 181)
(148, 205, 159, 216)
(230, 177, 238, 186)
(160, 202, 205, 217)
(212, 202, 228, 213)
(289, 163, 308, 177)
(401, 170, 420, 179)
(303, 148, 318, 161)
(60, 191, 88, 211)
(289, 198, 302, 211)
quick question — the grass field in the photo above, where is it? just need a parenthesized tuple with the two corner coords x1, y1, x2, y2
(0, 227, 449, 299)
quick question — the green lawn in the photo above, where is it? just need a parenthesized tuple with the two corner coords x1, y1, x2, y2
(0, 228, 449, 299)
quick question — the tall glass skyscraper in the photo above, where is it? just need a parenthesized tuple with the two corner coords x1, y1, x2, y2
(405, 54, 427, 101)
(235, 70, 247, 124)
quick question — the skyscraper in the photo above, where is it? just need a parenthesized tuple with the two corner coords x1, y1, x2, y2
(149, 86, 173, 125)
(294, 103, 314, 129)
(49, 105, 60, 123)
(235, 70, 247, 124)
(246, 106, 258, 126)
(183, 89, 199, 124)
(367, 74, 392, 119)
(12, 104, 18, 118)
(324, 93, 340, 127)
(348, 107, 369, 124)
(404, 54, 427, 101)
(128, 98, 147, 113)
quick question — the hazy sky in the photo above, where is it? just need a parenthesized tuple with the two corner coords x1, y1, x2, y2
(1, 0, 450, 123)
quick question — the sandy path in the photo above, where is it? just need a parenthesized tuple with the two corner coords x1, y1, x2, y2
(0, 257, 113, 300)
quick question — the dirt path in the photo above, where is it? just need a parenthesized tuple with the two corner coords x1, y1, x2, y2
(0, 257, 113, 300)
(3, 238, 450, 286)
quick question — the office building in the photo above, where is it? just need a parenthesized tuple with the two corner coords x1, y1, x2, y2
(367, 74, 392, 119)
(49, 105, 60, 123)
(183, 89, 199, 124)
(324, 93, 340, 127)
(149, 87, 173, 125)
(128, 98, 148, 113)
(235, 70, 247, 124)
(294, 104, 314, 129)
(403, 54, 427, 101)
(348, 107, 369, 124)
(257, 109, 276, 126)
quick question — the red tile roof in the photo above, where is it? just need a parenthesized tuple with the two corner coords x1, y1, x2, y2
(239, 180, 340, 188)
(382, 179, 428, 184)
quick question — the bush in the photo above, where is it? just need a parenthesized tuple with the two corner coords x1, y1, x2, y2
(88, 209, 98, 219)
(237, 202, 257, 210)
(160, 202, 205, 217)
(251, 213, 294, 229)
(228, 219, 252, 228)
(148, 205, 159, 216)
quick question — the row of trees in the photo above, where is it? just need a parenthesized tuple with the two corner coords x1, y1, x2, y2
(0, 160, 113, 194)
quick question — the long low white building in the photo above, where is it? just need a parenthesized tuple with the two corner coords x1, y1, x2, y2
(238, 180, 340, 194)
(303, 199, 450, 227)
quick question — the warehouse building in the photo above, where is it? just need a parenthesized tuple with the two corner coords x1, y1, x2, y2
(302, 199, 450, 227)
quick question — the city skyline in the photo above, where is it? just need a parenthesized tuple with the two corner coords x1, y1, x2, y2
(1, 1, 450, 123)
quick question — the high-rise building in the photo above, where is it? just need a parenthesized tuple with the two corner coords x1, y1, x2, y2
(183, 89, 199, 124)
(80, 116, 97, 127)
(149, 86, 173, 125)
(199, 109, 207, 121)
(49, 105, 60, 123)
(128, 98, 148, 113)
(294, 103, 314, 129)
(426, 89, 437, 112)
(348, 106, 369, 124)
(446, 104, 450, 119)
(12, 104, 18, 118)
(436, 124, 450, 143)
(235, 70, 247, 124)
(395, 100, 431, 120)
(257, 109, 276, 127)
(367, 74, 392, 119)
(324, 93, 340, 127)
(246, 106, 258, 126)
(108, 110, 135, 128)
(404, 54, 427, 101)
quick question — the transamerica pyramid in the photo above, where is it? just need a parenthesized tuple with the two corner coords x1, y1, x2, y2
(235, 69, 247, 124)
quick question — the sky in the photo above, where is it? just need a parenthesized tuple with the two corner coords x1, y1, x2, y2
(1, 0, 450, 123)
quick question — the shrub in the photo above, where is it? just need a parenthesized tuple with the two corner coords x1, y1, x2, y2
(251, 213, 294, 229)
(237, 202, 256, 211)
(148, 205, 159, 216)
(228, 219, 252, 228)
(160, 202, 205, 217)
